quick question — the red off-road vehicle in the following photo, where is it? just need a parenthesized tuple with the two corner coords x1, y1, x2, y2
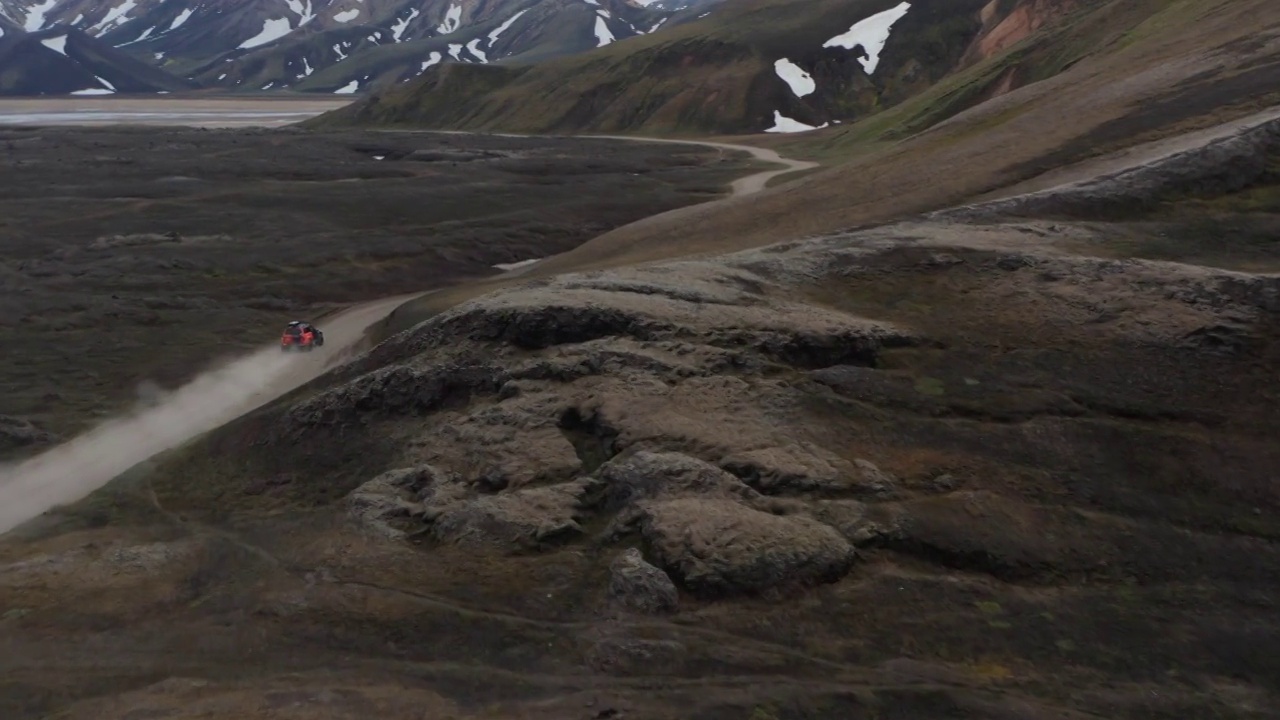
(280, 321, 325, 352)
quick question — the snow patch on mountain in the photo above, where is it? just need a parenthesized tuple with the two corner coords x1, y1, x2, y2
(90, 0, 139, 33)
(765, 110, 827, 133)
(488, 8, 528, 45)
(23, 0, 59, 31)
(466, 38, 487, 62)
(391, 8, 419, 41)
(334, 8, 359, 23)
(39, 34, 68, 56)
(822, 1, 910, 74)
(593, 15, 614, 46)
(447, 42, 463, 60)
(334, 79, 358, 93)
(22, 0, 59, 31)
(437, 3, 461, 34)
(168, 8, 193, 31)
(239, 17, 293, 49)
(774, 58, 814, 97)
(285, 0, 315, 26)
(122, 24, 156, 44)
(420, 51, 442, 72)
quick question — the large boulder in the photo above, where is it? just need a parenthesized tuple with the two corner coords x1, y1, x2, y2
(597, 450, 758, 511)
(718, 442, 855, 494)
(344, 465, 449, 539)
(607, 548, 679, 614)
(0, 415, 56, 454)
(638, 498, 857, 596)
(425, 480, 592, 551)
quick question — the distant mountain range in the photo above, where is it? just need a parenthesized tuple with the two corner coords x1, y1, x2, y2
(0, 0, 725, 96)
(313, 0, 1094, 135)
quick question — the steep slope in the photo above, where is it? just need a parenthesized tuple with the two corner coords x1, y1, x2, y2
(371, 0, 1279, 336)
(0, 26, 196, 95)
(314, 0, 1091, 134)
(0, 0, 725, 95)
(0, 12, 20, 36)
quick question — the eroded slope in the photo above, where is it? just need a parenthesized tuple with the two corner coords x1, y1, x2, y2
(5, 183, 1277, 717)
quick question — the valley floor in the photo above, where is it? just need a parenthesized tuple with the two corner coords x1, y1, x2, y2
(0, 97, 354, 127)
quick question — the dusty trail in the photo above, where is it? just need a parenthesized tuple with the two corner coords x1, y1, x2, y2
(415, 129, 818, 199)
(0, 131, 815, 537)
(0, 293, 422, 536)
(578, 134, 819, 197)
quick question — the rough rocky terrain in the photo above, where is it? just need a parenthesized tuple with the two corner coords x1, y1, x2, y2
(0, 125, 755, 452)
(1, 109, 1275, 719)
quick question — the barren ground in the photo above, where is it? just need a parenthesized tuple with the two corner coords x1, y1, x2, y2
(1, 11, 1279, 716)
(0, 106, 1275, 719)
(0, 123, 757, 452)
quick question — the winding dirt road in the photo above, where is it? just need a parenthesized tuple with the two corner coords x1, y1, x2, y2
(588, 135, 819, 197)
(0, 132, 814, 537)
(405, 129, 818, 198)
(439, 131, 820, 278)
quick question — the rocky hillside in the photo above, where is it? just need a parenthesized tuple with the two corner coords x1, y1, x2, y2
(0, 0, 724, 95)
(0, 26, 196, 95)
(9, 112, 1276, 719)
(314, 0, 1098, 134)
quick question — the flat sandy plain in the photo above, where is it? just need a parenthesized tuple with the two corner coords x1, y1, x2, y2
(0, 96, 354, 127)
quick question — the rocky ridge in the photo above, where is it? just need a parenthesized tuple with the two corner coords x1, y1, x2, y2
(239, 206, 1280, 619)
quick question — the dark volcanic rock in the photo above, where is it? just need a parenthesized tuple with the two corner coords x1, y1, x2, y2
(638, 498, 857, 596)
(285, 362, 508, 428)
(0, 415, 57, 452)
(607, 548, 679, 614)
(597, 450, 758, 511)
(425, 480, 592, 551)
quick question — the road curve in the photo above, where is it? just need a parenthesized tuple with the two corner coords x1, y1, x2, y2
(584, 134, 819, 197)
(416, 129, 819, 199)
(0, 132, 814, 537)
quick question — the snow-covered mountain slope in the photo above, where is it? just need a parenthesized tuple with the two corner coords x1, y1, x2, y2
(316, 0, 1106, 134)
(0, 25, 197, 94)
(0, 0, 726, 95)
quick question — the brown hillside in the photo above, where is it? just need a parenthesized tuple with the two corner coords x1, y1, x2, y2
(382, 0, 1280, 330)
